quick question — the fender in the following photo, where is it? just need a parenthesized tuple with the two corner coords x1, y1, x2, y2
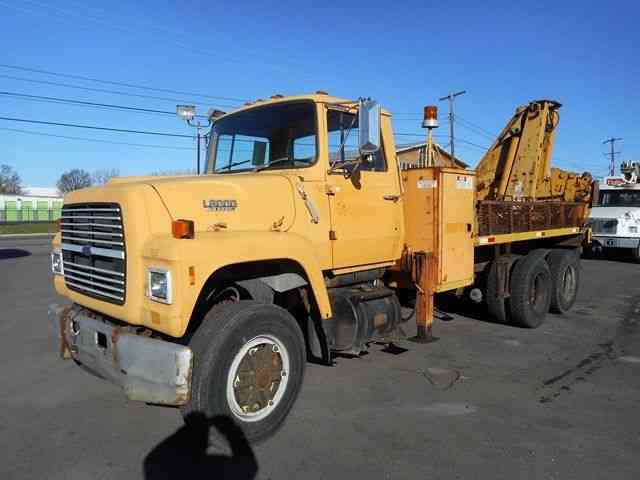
(142, 230, 332, 337)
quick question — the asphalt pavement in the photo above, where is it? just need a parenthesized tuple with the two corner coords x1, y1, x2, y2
(1, 236, 639, 480)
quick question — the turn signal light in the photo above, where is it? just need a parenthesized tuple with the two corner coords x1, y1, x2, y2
(172, 219, 195, 239)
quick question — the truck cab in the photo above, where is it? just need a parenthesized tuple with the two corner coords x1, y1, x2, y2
(50, 94, 413, 443)
(589, 168, 640, 261)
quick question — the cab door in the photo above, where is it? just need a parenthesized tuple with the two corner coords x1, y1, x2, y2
(325, 108, 402, 268)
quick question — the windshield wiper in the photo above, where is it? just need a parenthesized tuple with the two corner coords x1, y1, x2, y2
(214, 159, 251, 173)
(254, 157, 291, 172)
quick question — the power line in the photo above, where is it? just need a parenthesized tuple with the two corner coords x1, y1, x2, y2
(0, 116, 193, 138)
(0, 74, 238, 109)
(0, 63, 248, 104)
(395, 132, 446, 138)
(1, 0, 313, 82)
(0, 127, 194, 150)
(0, 90, 208, 118)
(456, 118, 496, 142)
(455, 114, 496, 139)
(456, 138, 489, 150)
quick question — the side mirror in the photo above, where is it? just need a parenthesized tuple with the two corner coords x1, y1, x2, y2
(358, 98, 381, 155)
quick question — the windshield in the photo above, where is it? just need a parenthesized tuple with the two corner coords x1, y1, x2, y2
(206, 102, 317, 173)
(600, 190, 640, 207)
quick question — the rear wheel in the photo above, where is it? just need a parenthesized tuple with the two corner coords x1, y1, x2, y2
(183, 300, 305, 444)
(547, 249, 580, 314)
(486, 260, 509, 323)
(509, 254, 552, 328)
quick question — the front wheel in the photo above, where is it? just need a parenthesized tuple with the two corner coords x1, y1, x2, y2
(632, 242, 640, 263)
(183, 301, 305, 444)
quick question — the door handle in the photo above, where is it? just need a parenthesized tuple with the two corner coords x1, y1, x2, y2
(383, 194, 400, 202)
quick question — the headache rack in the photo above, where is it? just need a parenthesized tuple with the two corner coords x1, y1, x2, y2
(477, 200, 587, 236)
(60, 203, 126, 305)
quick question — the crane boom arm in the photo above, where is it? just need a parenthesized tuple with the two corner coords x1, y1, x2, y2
(475, 99, 592, 203)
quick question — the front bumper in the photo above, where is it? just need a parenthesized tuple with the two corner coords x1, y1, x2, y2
(49, 304, 192, 406)
(592, 236, 640, 249)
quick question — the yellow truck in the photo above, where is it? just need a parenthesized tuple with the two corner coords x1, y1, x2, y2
(49, 94, 594, 443)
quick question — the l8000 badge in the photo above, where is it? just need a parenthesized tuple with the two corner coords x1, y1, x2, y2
(202, 199, 238, 212)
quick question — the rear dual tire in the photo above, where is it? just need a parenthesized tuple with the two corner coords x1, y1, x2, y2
(485, 249, 579, 328)
(547, 249, 580, 314)
(509, 253, 552, 328)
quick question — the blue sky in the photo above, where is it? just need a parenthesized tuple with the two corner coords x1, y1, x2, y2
(0, 0, 637, 186)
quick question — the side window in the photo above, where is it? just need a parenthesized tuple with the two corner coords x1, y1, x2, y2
(293, 134, 316, 163)
(326, 110, 386, 172)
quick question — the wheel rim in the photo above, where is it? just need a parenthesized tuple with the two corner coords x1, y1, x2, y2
(560, 265, 577, 303)
(530, 272, 548, 314)
(226, 335, 290, 422)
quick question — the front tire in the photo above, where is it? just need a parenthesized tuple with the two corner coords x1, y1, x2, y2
(632, 242, 640, 263)
(183, 300, 305, 444)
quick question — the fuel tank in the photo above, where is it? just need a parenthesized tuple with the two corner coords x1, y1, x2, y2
(325, 285, 402, 355)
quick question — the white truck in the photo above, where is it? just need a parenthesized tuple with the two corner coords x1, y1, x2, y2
(588, 161, 640, 261)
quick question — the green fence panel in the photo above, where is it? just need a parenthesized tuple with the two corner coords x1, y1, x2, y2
(36, 201, 49, 221)
(52, 201, 62, 220)
(5, 201, 18, 221)
(21, 201, 34, 221)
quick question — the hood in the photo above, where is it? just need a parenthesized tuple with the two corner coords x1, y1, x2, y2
(140, 173, 298, 233)
(589, 206, 640, 220)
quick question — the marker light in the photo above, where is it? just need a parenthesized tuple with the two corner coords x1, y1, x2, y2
(172, 219, 195, 239)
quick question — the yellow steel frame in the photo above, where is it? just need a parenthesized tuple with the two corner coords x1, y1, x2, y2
(475, 226, 583, 246)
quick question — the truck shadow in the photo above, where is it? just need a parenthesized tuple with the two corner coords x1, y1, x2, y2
(143, 413, 258, 480)
(583, 251, 639, 265)
(0, 248, 31, 260)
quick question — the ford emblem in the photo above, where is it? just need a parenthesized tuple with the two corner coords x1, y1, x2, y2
(82, 245, 92, 256)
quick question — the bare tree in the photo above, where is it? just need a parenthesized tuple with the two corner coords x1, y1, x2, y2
(149, 169, 196, 176)
(92, 168, 120, 185)
(57, 169, 92, 193)
(0, 164, 23, 194)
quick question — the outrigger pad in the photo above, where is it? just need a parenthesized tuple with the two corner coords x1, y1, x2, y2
(408, 326, 439, 344)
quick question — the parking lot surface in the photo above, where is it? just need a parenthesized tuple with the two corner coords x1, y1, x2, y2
(1, 237, 639, 479)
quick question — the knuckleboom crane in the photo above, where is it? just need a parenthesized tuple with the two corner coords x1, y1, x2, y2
(475, 100, 593, 204)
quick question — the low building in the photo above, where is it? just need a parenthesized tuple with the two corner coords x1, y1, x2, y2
(396, 143, 469, 169)
(0, 187, 63, 222)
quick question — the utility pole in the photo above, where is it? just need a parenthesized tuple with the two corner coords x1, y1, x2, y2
(438, 90, 466, 160)
(603, 137, 623, 176)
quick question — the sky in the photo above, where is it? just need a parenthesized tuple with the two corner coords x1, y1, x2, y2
(0, 0, 638, 187)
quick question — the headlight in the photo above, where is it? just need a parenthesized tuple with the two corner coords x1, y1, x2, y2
(51, 250, 63, 275)
(629, 226, 638, 234)
(147, 267, 172, 304)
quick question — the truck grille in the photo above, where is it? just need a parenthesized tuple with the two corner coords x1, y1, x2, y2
(60, 203, 126, 304)
(589, 218, 618, 235)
